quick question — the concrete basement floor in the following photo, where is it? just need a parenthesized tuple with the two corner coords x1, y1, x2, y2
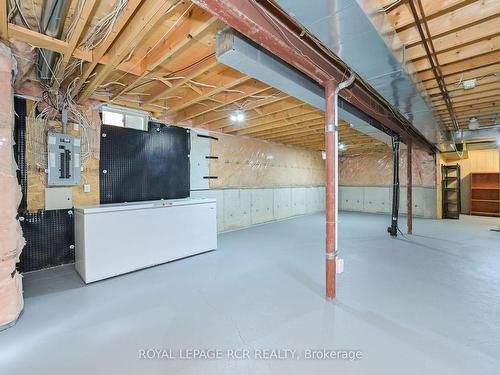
(1, 212, 499, 374)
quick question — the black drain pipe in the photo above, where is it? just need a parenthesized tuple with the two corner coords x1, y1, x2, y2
(387, 135, 400, 237)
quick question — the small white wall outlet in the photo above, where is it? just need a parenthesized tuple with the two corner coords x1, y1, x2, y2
(336, 258, 344, 274)
(83, 184, 91, 193)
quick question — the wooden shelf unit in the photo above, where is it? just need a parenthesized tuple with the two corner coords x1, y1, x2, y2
(471, 172, 500, 217)
(442, 164, 461, 219)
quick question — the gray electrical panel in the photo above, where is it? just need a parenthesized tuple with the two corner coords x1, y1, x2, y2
(47, 132, 81, 186)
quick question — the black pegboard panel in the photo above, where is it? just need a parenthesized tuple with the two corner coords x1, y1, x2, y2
(13, 97, 27, 209)
(100, 122, 190, 203)
(18, 209, 75, 272)
(13, 97, 75, 272)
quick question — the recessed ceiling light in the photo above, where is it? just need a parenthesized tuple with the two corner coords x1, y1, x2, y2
(338, 143, 346, 150)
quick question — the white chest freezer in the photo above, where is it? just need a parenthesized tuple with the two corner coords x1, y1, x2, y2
(74, 198, 217, 283)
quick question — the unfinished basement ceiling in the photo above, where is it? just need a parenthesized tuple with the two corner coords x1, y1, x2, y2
(4, 0, 393, 154)
(381, 0, 500, 131)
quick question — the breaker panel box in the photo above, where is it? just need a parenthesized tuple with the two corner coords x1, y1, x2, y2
(47, 132, 81, 186)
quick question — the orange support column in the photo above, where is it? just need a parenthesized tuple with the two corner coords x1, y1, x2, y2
(325, 80, 337, 300)
(407, 139, 413, 234)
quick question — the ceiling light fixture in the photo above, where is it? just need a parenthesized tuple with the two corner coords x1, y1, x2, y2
(462, 79, 476, 90)
(338, 143, 346, 151)
(229, 110, 245, 123)
(468, 117, 480, 130)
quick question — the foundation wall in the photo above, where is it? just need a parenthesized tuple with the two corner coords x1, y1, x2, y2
(190, 130, 326, 231)
(339, 149, 438, 218)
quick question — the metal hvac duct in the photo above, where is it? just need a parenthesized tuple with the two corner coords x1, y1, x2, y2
(37, 0, 71, 82)
(274, 0, 442, 145)
(217, 28, 396, 145)
(453, 125, 500, 143)
(438, 124, 500, 152)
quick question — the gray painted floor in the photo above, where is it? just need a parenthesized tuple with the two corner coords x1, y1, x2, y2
(1, 212, 499, 374)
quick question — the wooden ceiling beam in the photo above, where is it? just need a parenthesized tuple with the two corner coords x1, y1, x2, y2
(433, 88, 500, 105)
(412, 35, 500, 72)
(440, 117, 498, 129)
(54, 0, 97, 86)
(422, 62, 500, 88)
(177, 84, 272, 123)
(91, 95, 161, 113)
(78, 0, 181, 103)
(7, 24, 143, 77)
(439, 113, 498, 126)
(233, 112, 324, 136)
(254, 120, 325, 139)
(426, 74, 500, 96)
(397, 0, 500, 46)
(145, 56, 218, 105)
(0, 0, 7, 40)
(286, 138, 326, 146)
(199, 94, 290, 127)
(431, 83, 500, 106)
(437, 104, 500, 117)
(388, 0, 472, 32)
(250, 119, 325, 139)
(164, 74, 252, 116)
(418, 50, 500, 80)
(114, 7, 217, 100)
(406, 17, 500, 62)
(209, 98, 304, 130)
(8, 23, 90, 58)
(279, 129, 381, 145)
(253, 121, 325, 139)
(434, 95, 499, 111)
(266, 131, 326, 143)
(70, 0, 144, 97)
(228, 109, 322, 135)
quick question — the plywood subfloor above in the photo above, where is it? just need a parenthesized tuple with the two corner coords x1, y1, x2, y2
(382, 0, 500, 131)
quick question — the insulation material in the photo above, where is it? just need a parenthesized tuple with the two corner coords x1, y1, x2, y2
(0, 43, 24, 329)
(25, 118, 100, 212)
(339, 149, 436, 187)
(9, 39, 36, 89)
(209, 132, 325, 188)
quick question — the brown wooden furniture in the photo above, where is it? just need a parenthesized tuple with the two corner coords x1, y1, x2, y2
(471, 172, 500, 217)
(442, 164, 461, 219)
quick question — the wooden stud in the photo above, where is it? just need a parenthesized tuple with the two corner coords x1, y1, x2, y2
(113, 8, 218, 100)
(54, 0, 98, 86)
(78, 0, 182, 103)
(0, 0, 7, 41)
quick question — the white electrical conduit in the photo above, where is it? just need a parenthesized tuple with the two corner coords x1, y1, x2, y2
(333, 71, 356, 253)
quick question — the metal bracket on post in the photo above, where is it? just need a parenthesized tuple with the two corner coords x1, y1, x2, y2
(326, 123, 337, 132)
(325, 251, 339, 260)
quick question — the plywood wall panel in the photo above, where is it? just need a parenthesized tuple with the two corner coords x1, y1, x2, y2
(339, 149, 436, 187)
(26, 118, 100, 212)
(209, 132, 325, 188)
(443, 149, 500, 214)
